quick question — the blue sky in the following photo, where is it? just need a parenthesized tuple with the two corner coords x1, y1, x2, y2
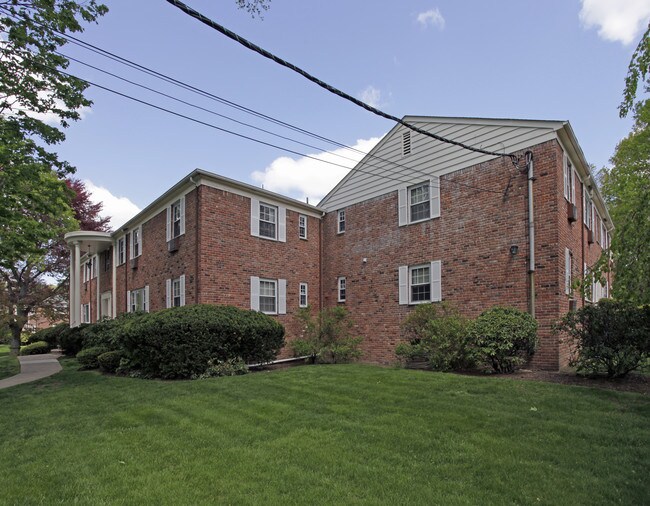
(51, 0, 650, 228)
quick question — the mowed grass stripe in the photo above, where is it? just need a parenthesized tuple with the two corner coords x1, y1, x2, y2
(0, 361, 647, 505)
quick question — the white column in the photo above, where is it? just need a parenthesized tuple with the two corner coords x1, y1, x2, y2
(73, 242, 81, 327)
(112, 242, 117, 318)
(96, 255, 101, 322)
(69, 245, 75, 326)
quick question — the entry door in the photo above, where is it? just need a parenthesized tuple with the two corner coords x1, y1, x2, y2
(101, 292, 112, 319)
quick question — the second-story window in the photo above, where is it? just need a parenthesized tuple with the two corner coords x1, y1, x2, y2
(337, 209, 346, 234)
(131, 227, 141, 258)
(299, 215, 307, 239)
(118, 237, 125, 265)
(409, 183, 431, 222)
(259, 203, 277, 239)
(338, 277, 346, 302)
(172, 200, 182, 238)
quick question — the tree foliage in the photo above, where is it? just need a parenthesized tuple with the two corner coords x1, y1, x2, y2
(601, 100, 650, 304)
(620, 22, 650, 118)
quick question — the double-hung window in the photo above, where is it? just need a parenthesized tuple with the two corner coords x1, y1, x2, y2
(251, 198, 286, 242)
(259, 203, 277, 239)
(338, 277, 346, 302)
(337, 210, 346, 234)
(250, 277, 286, 314)
(398, 178, 440, 226)
(299, 215, 307, 239)
(563, 155, 575, 203)
(104, 250, 111, 272)
(166, 197, 185, 241)
(81, 303, 91, 323)
(131, 227, 142, 258)
(565, 248, 573, 295)
(117, 237, 126, 265)
(128, 286, 149, 313)
(409, 183, 431, 222)
(399, 261, 442, 305)
(299, 282, 308, 307)
(166, 275, 186, 308)
(583, 189, 592, 228)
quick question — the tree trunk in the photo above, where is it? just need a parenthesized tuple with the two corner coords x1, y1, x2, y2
(9, 324, 21, 356)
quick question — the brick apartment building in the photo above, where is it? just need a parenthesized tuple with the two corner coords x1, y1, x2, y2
(66, 116, 612, 370)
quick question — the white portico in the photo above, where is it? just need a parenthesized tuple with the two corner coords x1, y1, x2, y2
(65, 231, 113, 327)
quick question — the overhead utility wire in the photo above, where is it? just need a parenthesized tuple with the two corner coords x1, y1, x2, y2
(57, 51, 502, 195)
(45, 66, 455, 190)
(165, 0, 522, 170)
(0, 8, 505, 194)
(0, 8, 503, 194)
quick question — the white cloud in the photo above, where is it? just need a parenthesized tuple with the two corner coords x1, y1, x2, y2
(416, 8, 445, 30)
(579, 0, 650, 45)
(84, 180, 141, 231)
(251, 136, 384, 204)
(359, 85, 382, 107)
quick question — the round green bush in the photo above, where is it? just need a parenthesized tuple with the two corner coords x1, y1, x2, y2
(28, 323, 68, 348)
(97, 350, 123, 373)
(20, 341, 51, 355)
(470, 307, 538, 373)
(119, 304, 285, 379)
(76, 346, 107, 370)
(58, 324, 89, 356)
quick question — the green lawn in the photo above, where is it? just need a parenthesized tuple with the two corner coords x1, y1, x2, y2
(0, 344, 19, 380)
(0, 362, 648, 505)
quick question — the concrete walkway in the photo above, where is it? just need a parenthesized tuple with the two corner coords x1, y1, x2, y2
(0, 351, 62, 390)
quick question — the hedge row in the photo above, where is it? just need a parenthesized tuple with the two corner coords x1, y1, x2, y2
(62, 305, 285, 379)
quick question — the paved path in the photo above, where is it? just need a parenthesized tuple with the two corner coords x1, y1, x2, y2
(0, 351, 62, 390)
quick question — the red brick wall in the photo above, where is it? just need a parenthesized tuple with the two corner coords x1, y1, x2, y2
(321, 140, 595, 370)
(197, 186, 321, 357)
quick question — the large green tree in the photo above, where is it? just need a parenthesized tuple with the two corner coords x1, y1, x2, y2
(0, 0, 107, 354)
(620, 22, 650, 118)
(601, 100, 650, 304)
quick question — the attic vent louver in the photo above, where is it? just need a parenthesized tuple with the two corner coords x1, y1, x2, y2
(402, 131, 411, 156)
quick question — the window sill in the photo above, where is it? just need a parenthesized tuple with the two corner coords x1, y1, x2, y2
(407, 215, 439, 226)
(256, 234, 279, 242)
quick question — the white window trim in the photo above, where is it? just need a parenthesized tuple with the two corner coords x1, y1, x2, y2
(399, 261, 442, 305)
(299, 282, 308, 308)
(130, 226, 142, 259)
(117, 237, 126, 266)
(250, 198, 286, 242)
(166, 196, 186, 242)
(563, 154, 576, 204)
(565, 248, 572, 295)
(81, 303, 91, 324)
(128, 286, 149, 313)
(166, 275, 186, 308)
(299, 214, 307, 240)
(337, 209, 346, 234)
(337, 277, 346, 302)
(250, 277, 286, 314)
(398, 177, 441, 226)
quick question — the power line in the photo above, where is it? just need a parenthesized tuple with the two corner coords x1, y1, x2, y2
(165, 0, 522, 170)
(56, 51, 503, 196)
(0, 7, 507, 194)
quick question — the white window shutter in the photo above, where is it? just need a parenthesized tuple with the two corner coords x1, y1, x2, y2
(563, 154, 568, 199)
(144, 285, 150, 313)
(129, 233, 133, 259)
(139, 226, 143, 255)
(166, 279, 172, 308)
(565, 249, 570, 295)
(126, 290, 131, 313)
(278, 206, 286, 242)
(166, 206, 171, 242)
(180, 196, 186, 236)
(278, 279, 287, 314)
(398, 186, 408, 226)
(250, 198, 259, 237)
(398, 266, 408, 305)
(570, 169, 576, 204)
(180, 274, 186, 307)
(250, 276, 260, 311)
(431, 260, 442, 302)
(430, 176, 440, 218)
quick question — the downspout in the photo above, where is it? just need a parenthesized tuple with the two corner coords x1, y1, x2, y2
(526, 151, 535, 318)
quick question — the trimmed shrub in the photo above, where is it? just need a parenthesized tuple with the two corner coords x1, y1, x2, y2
(293, 306, 363, 364)
(558, 300, 650, 378)
(20, 341, 50, 355)
(470, 307, 538, 373)
(196, 358, 249, 379)
(119, 304, 285, 379)
(97, 351, 124, 373)
(58, 324, 89, 356)
(28, 323, 68, 348)
(80, 312, 143, 351)
(396, 303, 473, 371)
(76, 346, 107, 370)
